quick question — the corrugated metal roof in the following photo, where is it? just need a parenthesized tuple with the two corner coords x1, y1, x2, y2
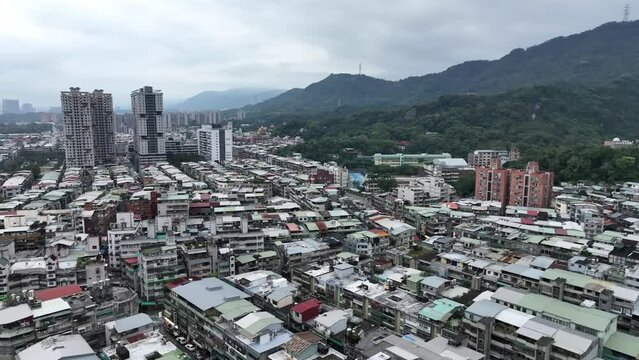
(465, 300, 507, 318)
(35, 284, 82, 301)
(114, 313, 153, 334)
(171, 277, 249, 311)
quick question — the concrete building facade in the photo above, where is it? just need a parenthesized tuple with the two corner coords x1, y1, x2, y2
(197, 124, 233, 162)
(61, 88, 115, 167)
(468, 149, 510, 168)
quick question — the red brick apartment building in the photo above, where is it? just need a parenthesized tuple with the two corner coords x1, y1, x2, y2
(475, 159, 511, 203)
(475, 160, 554, 208)
(509, 161, 554, 208)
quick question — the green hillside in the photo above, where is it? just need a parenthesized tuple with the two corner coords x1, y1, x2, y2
(275, 77, 639, 182)
(250, 21, 639, 114)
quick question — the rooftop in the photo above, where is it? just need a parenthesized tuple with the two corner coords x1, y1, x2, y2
(102, 330, 177, 360)
(113, 313, 153, 334)
(315, 309, 351, 328)
(236, 311, 283, 338)
(171, 277, 250, 312)
(35, 284, 83, 301)
(541, 268, 639, 302)
(32, 298, 71, 318)
(491, 286, 616, 332)
(605, 331, 639, 358)
(215, 299, 259, 321)
(0, 304, 32, 325)
(419, 298, 464, 322)
(16, 334, 98, 360)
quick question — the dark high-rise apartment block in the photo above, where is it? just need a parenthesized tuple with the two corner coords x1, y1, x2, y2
(60, 88, 115, 168)
(131, 86, 166, 172)
(1, 99, 20, 115)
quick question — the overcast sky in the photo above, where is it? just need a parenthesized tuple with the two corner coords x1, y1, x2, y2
(0, 0, 637, 108)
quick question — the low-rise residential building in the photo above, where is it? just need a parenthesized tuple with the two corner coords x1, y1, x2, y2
(539, 268, 639, 332)
(163, 277, 293, 359)
(226, 270, 296, 309)
(104, 313, 153, 347)
(373, 153, 452, 167)
(425, 158, 475, 184)
(343, 229, 390, 257)
(464, 300, 600, 360)
(1, 176, 28, 198)
(138, 245, 185, 304)
(276, 238, 341, 274)
(177, 239, 213, 278)
(234, 251, 280, 276)
(0, 282, 138, 360)
(15, 334, 98, 360)
(491, 287, 618, 344)
(356, 328, 483, 360)
(313, 309, 351, 337)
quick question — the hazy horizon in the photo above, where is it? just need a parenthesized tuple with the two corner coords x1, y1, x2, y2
(1, 0, 637, 108)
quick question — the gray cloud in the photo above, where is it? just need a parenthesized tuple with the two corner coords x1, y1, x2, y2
(0, 0, 636, 107)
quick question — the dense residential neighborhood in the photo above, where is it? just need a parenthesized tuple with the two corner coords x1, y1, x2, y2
(4, 3, 639, 360)
(0, 104, 638, 360)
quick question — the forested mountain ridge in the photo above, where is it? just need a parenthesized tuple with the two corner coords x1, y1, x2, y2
(250, 21, 639, 114)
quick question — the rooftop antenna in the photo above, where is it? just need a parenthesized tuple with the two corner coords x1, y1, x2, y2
(624, 4, 630, 22)
(359, 63, 362, 75)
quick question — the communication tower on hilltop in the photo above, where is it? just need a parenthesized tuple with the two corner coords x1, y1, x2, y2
(624, 4, 630, 22)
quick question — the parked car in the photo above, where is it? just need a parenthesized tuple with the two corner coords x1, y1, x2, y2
(195, 352, 204, 359)
(176, 337, 187, 344)
(185, 344, 196, 352)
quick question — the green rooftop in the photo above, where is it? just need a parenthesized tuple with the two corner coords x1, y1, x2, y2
(604, 331, 639, 357)
(541, 268, 613, 291)
(522, 235, 547, 244)
(238, 312, 282, 337)
(160, 194, 189, 201)
(157, 349, 188, 360)
(41, 172, 60, 181)
(256, 250, 277, 258)
(595, 231, 625, 244)
(515, 292, 616, 332)
(419, 298, 464, 322)
(236, 254, 256, 264)
(215, 299, 258, 321)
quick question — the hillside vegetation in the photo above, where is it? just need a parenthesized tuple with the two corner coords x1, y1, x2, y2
(250, 21, 639, 114)
(275, 77, 639, 183)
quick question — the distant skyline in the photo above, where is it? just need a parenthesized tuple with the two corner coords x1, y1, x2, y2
(0, 0, 638, 108)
